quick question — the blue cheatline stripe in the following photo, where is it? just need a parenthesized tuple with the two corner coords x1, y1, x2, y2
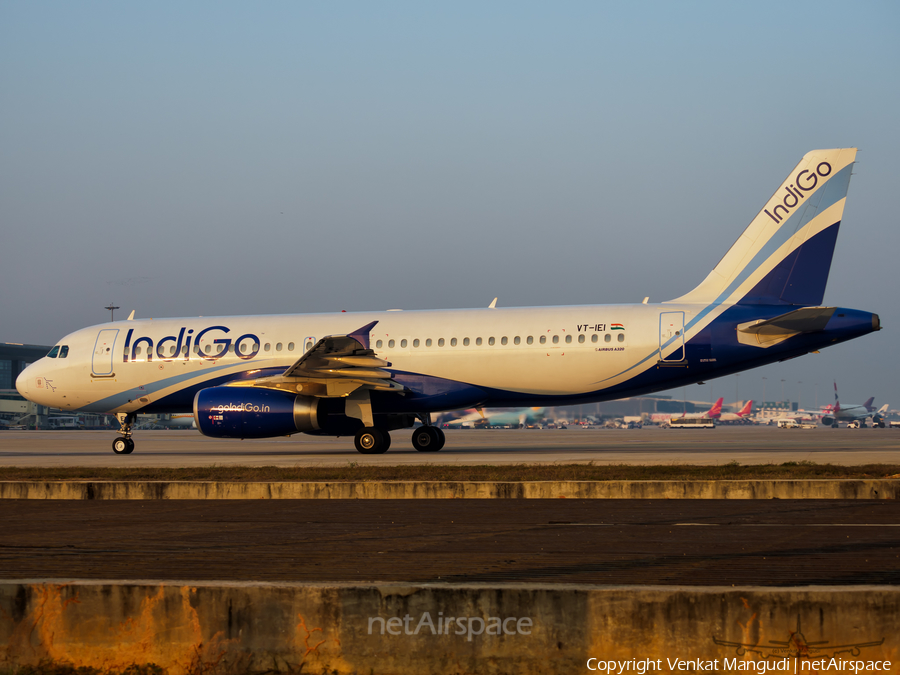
(86, 361, 250, 411)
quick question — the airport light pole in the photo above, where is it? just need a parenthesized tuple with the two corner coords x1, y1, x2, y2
(762, 377, 767, 408)
(797, 381, 802, 410)
(104, 303, 120, 322)
(780, 379, 786, 408)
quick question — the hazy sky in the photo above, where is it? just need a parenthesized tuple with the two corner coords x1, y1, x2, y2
(2, 1, 898, 409)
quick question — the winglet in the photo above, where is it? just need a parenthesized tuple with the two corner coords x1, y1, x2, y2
(489, 298, 498, 309)
(347, 321, 378, 350)
(127, 310, 135, 321)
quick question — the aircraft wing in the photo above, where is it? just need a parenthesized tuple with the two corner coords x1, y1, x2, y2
(224, 320, 405, 398)
(737, 307, 836, 347)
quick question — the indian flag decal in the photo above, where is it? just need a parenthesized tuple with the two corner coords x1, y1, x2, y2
(611, 323, 625, 330)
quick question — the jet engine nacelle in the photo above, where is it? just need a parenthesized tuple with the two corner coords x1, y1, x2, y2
(193, 387, 319, 439)
(821, 415, 834, 426)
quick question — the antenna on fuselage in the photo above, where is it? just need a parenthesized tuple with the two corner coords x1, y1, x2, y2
(488, 298, 498, 309)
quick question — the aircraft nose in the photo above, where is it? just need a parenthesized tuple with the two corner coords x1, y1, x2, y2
(15, 367, 30, 397)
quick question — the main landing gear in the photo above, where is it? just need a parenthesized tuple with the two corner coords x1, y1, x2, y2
(112, 413, 136, 455)
(353, 422, 446, 454)
(411, 425, 445, 452)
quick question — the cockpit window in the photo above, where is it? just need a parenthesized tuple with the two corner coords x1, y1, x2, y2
(47, 346, 60, 358)
(59, 345, 69, 358)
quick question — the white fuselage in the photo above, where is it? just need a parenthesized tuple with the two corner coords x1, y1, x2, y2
(18, 303, 689, 414)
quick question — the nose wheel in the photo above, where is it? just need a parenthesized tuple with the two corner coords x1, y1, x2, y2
(112, 437, 135, 454)
(112, 413, 136, 455)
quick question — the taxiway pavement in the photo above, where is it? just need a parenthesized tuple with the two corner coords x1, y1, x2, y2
(1, 426, 898, 467)
(3, 499, 898, 585)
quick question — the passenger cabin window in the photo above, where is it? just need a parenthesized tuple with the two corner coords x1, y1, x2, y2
(288, 342, 295, 351)
(605, 334, 611, 342)
(527, 336, 533, 345)
(618, 333, 625, 342)
(565, 335, 572, 344)
(552, 335, 559, 344)
(47, 346, 59, 358)
(413, 339, 420, 348)
(476, 337, 482, 346)
(578, 334, 585, 343)
(305, 340, 314, 351)
(488, 337, 495, 346)
(264, 343, 271, 352)
(276, 343, 283, 351)
(450, 338, 457, 347)
(426, 339, 432, 347)
(463, 337, 470, 346)
(376, 340, 383, 349)
(388, 339, 395, 348)
(438, 338, 445, 347)
(591, 334, 598, 343)
(401, 339, 408, 348)
(540, 336, 546, 344)
(501, 337, 508, 345)
(514, 336, 520, 345)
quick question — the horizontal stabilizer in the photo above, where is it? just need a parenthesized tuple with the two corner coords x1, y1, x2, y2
(736, 306, 835, 347)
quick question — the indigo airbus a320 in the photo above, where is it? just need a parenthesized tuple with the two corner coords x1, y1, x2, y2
(17, 149, 880, 454)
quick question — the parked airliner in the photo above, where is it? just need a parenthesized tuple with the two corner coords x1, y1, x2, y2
(16, 149, 881, 454)
(649, 398, 723, 425)
(821, 383, 886, 428)
(714, 400, 754, 423)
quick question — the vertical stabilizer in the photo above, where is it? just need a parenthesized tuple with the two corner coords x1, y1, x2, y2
(670, 149, 857, 306)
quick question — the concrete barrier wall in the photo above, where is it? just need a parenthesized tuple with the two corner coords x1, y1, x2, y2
(0, 479, 898, 500)
(1, 581, 897, 674)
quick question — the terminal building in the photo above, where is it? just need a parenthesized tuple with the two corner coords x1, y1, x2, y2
(0, 343, 51, 428)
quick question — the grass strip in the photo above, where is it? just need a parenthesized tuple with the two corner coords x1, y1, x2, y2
(0, 462, 898, 482)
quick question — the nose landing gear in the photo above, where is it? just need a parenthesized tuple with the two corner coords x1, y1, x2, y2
(112, 413, 136, 454)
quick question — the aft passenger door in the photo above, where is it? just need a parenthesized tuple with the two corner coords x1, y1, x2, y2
(659, 312, 685, 362)
(92, 329, 119, 377)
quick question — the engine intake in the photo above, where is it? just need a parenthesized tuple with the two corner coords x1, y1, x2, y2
(193, 387, 319, 439)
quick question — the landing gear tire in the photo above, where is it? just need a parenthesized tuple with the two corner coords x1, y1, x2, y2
(112, 437, 134, 455)
(355, 427, 390, 454)
(412, 426, 442, 452)
(832, 423, 839, 428)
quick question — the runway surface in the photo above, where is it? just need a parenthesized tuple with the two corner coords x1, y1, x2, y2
(1, 426, 898, 466)
(3, 499, 898, 585)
